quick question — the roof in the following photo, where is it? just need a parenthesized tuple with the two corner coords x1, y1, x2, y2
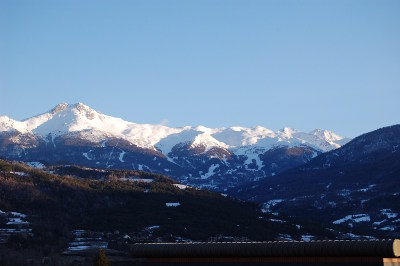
(131, 239, 400, 258)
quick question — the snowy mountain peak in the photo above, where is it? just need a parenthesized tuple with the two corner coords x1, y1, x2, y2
(48, 102, 98, 117)
(31, 103, 127, 138)
(51, 102, 69, 114)
(311, 129, 341, 140)
(0, 115, 18, 132)
(1, 102, 350, 153)
(194, 125, 211, 132)
(310, 129, 350, 147)
(0, 102, 355, 191)
(279, 127, 298, 136)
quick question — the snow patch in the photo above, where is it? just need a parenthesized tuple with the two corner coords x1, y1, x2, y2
(358, 184, 376, 192)
(119, 150, 126, 162)
(333, 214, 370, 224)
(9, 171, 29, 176)
(373, 220, 387, 226)
(301, 235, 313, 242)
(173, 184, 187, 190)
(379, 226, 396, 231)
(11, 212, 27, 218)
(7, 218, 29, 225)
(119, 178, 153, 183)
(82, 151, 92, 160)
(277, 234, 293, 241)
(146, 225, 160, 230)
(166, 202, 181, 207)
(201, 164, 219, 179)
(269, 218, 285, 223)
(381, 209, 398, 219)
(26, 162, 45, 169)
(262, 199, 283, 212)
(65, 230, 108, 253)
(101, 139, 109, 147)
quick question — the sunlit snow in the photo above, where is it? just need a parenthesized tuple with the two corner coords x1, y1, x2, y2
(0, 103, 350, 158)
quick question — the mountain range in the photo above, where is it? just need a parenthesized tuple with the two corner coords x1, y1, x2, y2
(0, 103, 350, 191)
(1, 103, 399, 241)
(230, 125, 400, 238)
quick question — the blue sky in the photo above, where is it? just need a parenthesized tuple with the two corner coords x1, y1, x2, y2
(0, 0, 399, 137)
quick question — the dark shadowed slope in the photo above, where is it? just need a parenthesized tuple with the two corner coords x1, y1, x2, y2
(229, 125, 400, 239)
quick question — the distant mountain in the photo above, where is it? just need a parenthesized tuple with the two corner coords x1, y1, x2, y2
(0, 103, 350, 191)
(229, 125, 400, 239)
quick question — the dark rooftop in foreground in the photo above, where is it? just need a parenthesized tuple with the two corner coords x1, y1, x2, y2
(131, 239, 400, 265)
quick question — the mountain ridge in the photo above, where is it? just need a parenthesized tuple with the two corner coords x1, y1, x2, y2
(0, 102, 351, 190)
(0, 102, 350, 153)
(229, 124, 400, 238)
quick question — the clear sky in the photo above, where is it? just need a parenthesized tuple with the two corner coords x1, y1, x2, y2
(0, 0, 399, 137)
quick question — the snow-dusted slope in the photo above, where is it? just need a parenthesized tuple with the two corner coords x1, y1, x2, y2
(0, 103, 354, 191)
(0, 103, 350, 154)
(156, 127, 229, 155)
(1, 103, 182, 149)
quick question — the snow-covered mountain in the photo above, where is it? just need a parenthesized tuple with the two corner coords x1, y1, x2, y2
(0, 103, 351, 190)
(0, 103, 181, 147)
(229, 125, 400, 239)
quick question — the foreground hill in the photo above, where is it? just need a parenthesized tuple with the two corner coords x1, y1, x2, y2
(0, 160, 283, 240)
(0, 159, 336, 264)
(230, 125, 400, 239)
(0, 103, 350, 191)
